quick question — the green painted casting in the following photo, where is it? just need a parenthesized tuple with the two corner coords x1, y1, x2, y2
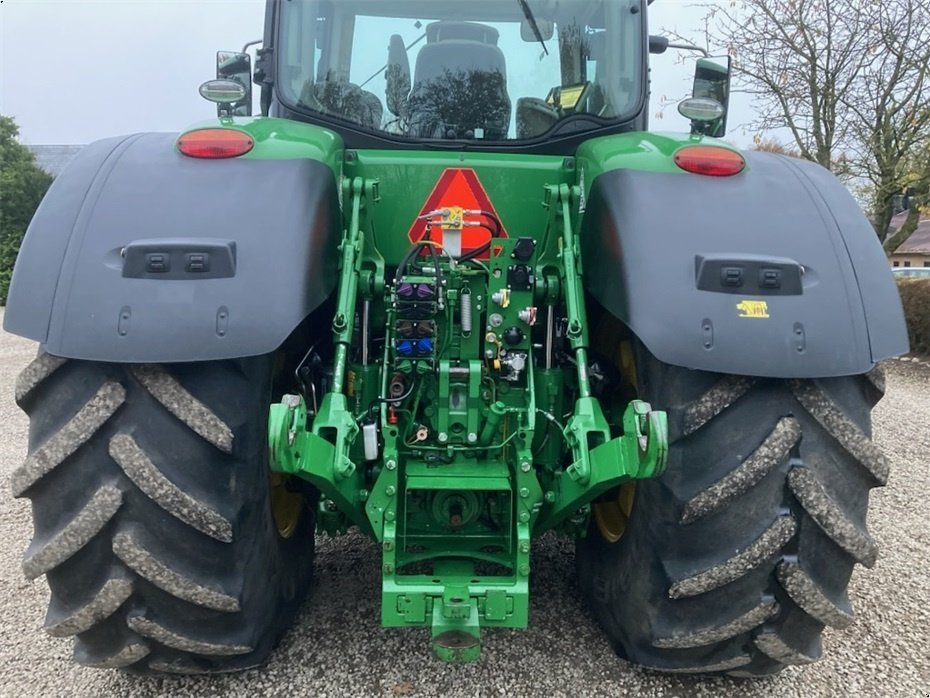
(237, 5, 735, 664)
(574, 131, 745, 181)
(268, 169, 669, 661)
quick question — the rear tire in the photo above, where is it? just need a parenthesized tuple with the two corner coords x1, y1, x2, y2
(577, 350, 888, 676)
(12, 352, 316, 674)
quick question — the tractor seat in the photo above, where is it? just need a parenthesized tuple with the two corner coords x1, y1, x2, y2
(406, 22, 511, 140)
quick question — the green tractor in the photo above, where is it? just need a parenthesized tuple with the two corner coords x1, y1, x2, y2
(5, 0, 907, 677)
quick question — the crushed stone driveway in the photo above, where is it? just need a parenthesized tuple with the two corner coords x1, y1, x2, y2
(0, 320, 927, 697)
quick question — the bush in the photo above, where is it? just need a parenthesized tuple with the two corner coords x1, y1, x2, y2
(896, 278, 930, 355)
(0, 115, 54, 305)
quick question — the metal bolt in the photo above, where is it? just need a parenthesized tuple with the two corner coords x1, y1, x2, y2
(519, 487, 530, 498)
(385, 510, 396, 522)
(467, 432, 478, 443)
(385, 485, 396, 496)
(438, 432, 449, 444)
(520, 462, 531, 472)
(519, 564, 530, 577)
(325, 499, 337, 512)
(383, 541, 394, 551)
(357, 489, 369, 501)
(519, 512, 530, 523)
(384, 563, 394, 574)
(386, 459, 397, 470)
(545, 491, 556, 503)
(519, 542, 530, 553)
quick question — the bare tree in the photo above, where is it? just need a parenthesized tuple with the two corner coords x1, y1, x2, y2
(706, 0, 878, 169)
(751, 135, 800, 157)
(706, 0, 930, 242)
(842, 0, 930, 242)
(882, 144, 930, 253)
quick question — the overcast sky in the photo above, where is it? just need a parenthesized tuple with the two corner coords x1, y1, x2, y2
(0, 0, 755, 146)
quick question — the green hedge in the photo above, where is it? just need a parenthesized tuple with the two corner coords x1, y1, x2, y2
(897, 278, 930, 356)
(1, 116, 54, 305)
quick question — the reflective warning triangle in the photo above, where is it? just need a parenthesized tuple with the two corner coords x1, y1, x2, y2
(407, 169, 509, 256)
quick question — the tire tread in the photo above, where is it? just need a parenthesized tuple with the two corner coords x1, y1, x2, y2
(15, 352, 315, 674)
(23, 485, 123, 579)
(577, 354, 886, 677)
(11, 382, 125, 497)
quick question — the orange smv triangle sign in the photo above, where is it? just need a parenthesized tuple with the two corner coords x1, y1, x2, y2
(407, 169, 509, 256)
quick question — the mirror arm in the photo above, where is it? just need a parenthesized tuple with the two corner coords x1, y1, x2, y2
(242, 38, 262, 54)
(666, 41, 709, 58)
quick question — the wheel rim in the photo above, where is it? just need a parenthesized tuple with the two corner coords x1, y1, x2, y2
(270, 473, 304, 538)
(593, 483, 636, 543)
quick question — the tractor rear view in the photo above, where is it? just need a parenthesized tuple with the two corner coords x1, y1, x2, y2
(5, 0, 907, 677)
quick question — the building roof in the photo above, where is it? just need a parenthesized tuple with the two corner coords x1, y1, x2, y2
(892, 217, 930, 255)
(27, 145, 84, 177)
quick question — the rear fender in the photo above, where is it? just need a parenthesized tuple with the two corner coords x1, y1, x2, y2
(4, 129, 341, 363)
(579, 150, 908, 377)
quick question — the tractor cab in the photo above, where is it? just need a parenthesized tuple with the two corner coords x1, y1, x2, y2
(263, 0, 647, 149)
(203, 0, 735, 151)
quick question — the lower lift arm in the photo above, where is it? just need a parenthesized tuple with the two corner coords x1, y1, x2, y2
(268, 180, 668, 662)
(534, 184, 667, 532)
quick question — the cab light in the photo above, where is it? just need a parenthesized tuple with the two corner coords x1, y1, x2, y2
(177, 128, 254, 159)
(673, 146, 745, 177)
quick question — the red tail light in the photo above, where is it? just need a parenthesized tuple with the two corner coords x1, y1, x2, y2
(177, 128, 254, 159)
(673, 146, 746, 177)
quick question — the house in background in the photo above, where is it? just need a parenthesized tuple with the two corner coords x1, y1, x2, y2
(889, 211, 930, 269)
(27, 145, 83, 177)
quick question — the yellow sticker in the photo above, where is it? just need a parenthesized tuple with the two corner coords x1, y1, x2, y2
(737, 300, 770, 319)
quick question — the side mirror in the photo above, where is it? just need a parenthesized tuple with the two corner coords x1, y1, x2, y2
(648, 35, 669, 54)
(211, 50, 252, 117)
(689, 56, 731, 137)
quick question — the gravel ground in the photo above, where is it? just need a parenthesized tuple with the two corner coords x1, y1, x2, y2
(1, 317, 928, 698)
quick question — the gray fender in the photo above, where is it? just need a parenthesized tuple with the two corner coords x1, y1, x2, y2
(4, 133, 339, 363)
(580, 151, 908, 378)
